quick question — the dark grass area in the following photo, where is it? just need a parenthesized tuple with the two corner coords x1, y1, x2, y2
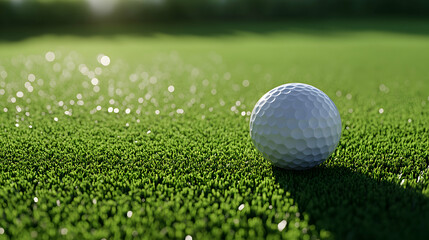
(2, 19, 429, 42)
(274, 167, 429, 239)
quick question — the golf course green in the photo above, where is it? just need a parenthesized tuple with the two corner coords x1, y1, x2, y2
(1, 20, 429, 239)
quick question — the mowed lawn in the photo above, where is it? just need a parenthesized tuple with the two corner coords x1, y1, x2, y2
(0, 20, 429, 239)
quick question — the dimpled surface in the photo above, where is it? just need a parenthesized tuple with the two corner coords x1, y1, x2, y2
(250, 83, 342, 170)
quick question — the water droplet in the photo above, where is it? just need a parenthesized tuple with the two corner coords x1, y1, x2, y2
(168, 85, 175, 93)
(238, 204, 245, 211)
(28, 73, 36, 82)
(127, 211, 133, 218)
(242, 80, 249, 87)
(346, 93, 352, 100)
(60, 228, 68, 235)
(100, 55, 110, 66)
(129, 74, 138, 82)
(95, 67, 102, 75)
(45, 52, 55, 62)
(91, 78, 99, 85)
(277, 220, 287, 231)
(149, 76, 157, 84)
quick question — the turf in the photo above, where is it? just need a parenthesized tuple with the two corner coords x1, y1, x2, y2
(0, 20, 429, 239)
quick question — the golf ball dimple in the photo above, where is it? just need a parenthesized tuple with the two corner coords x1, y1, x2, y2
(250, 83, 342, 170)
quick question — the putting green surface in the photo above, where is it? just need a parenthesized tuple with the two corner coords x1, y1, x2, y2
(0, 20, 429, 239)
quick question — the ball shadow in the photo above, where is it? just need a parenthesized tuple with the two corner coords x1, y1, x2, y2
(273, 166, 429, 239)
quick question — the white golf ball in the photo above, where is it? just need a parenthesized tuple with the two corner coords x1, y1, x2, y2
(249, 83, 342, 170)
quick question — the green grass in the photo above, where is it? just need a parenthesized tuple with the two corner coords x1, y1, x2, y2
(0, 20, 429, 239)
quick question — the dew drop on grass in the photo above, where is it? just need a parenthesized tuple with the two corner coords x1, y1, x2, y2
(45, 52, 55, 62)
(60, 228, 68, 235)
(242, 79, 249, 87)
(238, 204, 245, 211)
(168, 85, 175, 93)
(277, 220, 287, 231)
(91, 78, 99, 85)
(28, 74, 36, 82)
(100, 55, 110, 66)
(346, 93, 352, 100)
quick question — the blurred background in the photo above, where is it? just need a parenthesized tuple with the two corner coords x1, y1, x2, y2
(1, 0, 428, 27)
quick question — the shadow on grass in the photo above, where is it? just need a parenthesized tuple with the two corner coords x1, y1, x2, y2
(2, 19, 429, 42)
(273, 166, 429, 239)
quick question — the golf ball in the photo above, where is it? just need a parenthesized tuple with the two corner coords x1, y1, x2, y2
(249, 83, 341, 170)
